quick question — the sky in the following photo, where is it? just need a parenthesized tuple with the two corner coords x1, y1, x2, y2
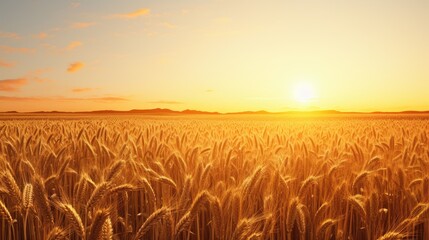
(0, 0, 428, 112)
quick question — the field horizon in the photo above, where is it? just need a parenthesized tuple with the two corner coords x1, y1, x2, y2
(2, 108, 429, 116)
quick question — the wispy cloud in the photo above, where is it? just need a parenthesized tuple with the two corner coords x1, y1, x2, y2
(71, 22, 96, 29)
(0, 60, 15, 68)
(41, 41, 83, 53)
(33, 32, 48, 39)
(65, 41, 82, 51)
(0, 45, 35, 54)
(114, 8, 150, 19)
(205, 89, 214, 93)
(72, 88, 94, 93)
(0, 95, 128, 102)
(18, 68, 54, 83)
(147, 100, 183, 104)
(0, 32, 20, 40)
(67, 62, 84, 73)
(0, 78, 28, 92)
(0, 96, 36, 102)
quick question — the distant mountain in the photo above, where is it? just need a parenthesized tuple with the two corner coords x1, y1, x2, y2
(2, 108, 429, 115)
(86, 108, 219, 115)
(130, 108, 177, 114)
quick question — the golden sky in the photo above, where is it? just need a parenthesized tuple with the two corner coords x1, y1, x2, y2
(0, 0, 428, 112)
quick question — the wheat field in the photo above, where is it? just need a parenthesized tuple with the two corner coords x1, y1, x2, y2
(0, 115, 429, 240)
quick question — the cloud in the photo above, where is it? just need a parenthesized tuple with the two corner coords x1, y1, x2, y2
(0, 96, 36, 102)
(0, 78, 28, 92)
(0, 70, 53, 91)
(114, 8, 150, 19)
(147, 100, 183, 104)
(0, 95, 128, 102)
(0, 32, 20, 40)
(67, 62, 84, 73)
(72, 88, 93, 93)
(65, 41, 82, 51)
(0, 45, 35, 54)
(205, 89, 214, 93)
(0, 60, 15, 68)
(34, 32, 48, 39)
(71, 22, 96, 29)
(41, 41, 82, 53)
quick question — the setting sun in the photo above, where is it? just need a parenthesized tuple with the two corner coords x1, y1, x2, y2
(293, 82, 316, 105)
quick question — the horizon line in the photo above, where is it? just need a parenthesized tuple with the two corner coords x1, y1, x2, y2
(1, 108, 429, 115)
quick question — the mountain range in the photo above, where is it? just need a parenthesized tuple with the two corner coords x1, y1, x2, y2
(2, 108, 429, 115)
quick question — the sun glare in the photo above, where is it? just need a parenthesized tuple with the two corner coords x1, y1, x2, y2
(293, 82, 316, 104)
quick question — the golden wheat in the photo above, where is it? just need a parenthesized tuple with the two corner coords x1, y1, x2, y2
(0, 115, 428, 239)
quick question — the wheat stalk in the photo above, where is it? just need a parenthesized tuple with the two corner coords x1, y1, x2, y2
(22, 183, 34, 210)
(105, 160, 126, 182)
(134, 207, 170, 240)
(88, 209, 110, 240)
(2, 171, 22, 205)
(87, 182, 112, 209)
(33, 175, 54, 224)
(101, 217, 113, 240)
(0, 199, 14, 224)
(54, 202, 85, 237)
(46, 226, 69, 240)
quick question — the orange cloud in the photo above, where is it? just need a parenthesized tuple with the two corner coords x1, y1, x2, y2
(34, 32, 48, 39)
(0, 78, 28, 92)
(72, 88, 93, 93)
(114, 8, 150, 19)
(0, 60, 15, 68)
(0, 45, 35, 54)
(0, 95, 128, 102)
(71, 22, 96, 29)
(0, 32, 20, 40)
(65, 41, 82, 51)
(67, 62, 84, 73)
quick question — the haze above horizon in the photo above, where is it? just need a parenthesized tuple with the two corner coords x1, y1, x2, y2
(0, 0, 428, 112)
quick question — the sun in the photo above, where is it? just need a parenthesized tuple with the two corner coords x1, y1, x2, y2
(293, 82, 316, 104)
